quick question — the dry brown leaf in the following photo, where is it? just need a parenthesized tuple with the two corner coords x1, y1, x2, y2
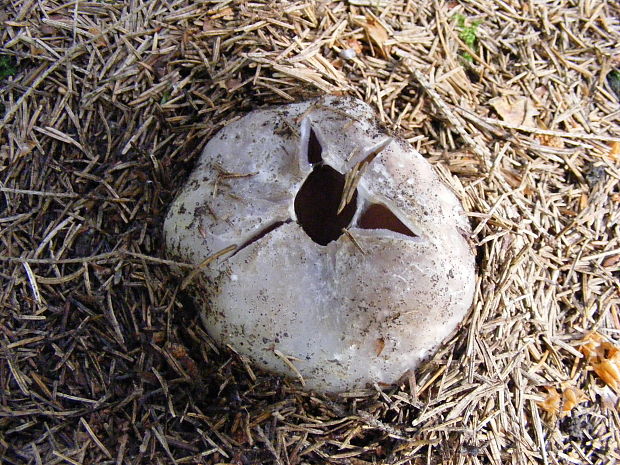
(202, 19, 213, 32)
(346, 38, 364, 55)
(88, 27, 107, 48)
(166, 342, 199, 378)
(29, 45, 45, 56)
(502, 168, 523, 188)
(445, 151, 481, 176)
(167, 342, 188, 358)
(560, 383, 587, 415)
(538, 386, 561, 416)
(374, 338, 385, 356)
(348, 0, 389, 6)
(559, 208, 578, 217)
(537, 383, 587, 417)
(331, 58, 344, 69)
(209, 6, 234, 20)
(580, 332, 620, 389)
(489, 95, 539, 127)
(40, 24, 58, 36)
(593, 385, 619, 409)
(594, 359, 620, 388)
(537, 133, 565, 149)
(152, 331, 165, 344)
(602, 254, 620, 268)
(609, 141, 620, 161)
(501, 168, 534, 195)
(363, 17, 391, 58)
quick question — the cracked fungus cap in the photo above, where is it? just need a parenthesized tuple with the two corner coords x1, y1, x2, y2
(164, 96, 476, 393)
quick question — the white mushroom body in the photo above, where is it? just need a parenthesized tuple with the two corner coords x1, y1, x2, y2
(165, 96, 475, 393)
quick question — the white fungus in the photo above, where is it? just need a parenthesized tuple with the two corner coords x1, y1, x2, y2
(339, 48, 357, 60)
(164, 96, 476, 393)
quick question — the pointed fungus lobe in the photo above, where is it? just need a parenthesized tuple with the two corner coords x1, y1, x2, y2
(294, 126, 356, 246)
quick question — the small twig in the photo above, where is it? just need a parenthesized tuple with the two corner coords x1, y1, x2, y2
(0, 251, 119, 264)
(255, 425, 284, 465)
(180, 245, 237, 290)
(337, 161, 365, 214)
(337, 138, 391, 214)
(357, 410, 407, 440)
(21, 261, 42, 304)
(0, 186, 133, 203)
(295, 103, 321, 124)
(152, 425, 179, 465)
(219, 171, 258, 179)
(342, 228, 366, 255)
(123, 251, 197, 269)
(405, 63, 492, 170)
(213, 163, 258, 179)
(456, 106, 620, 142)
(80, 418, 113, 459)
(345, 146, 359, 161)
(316, 103, 362, 122)
(273, 349, 305, 387)
(0, 2, 152, 130)
(0, 250, 200, 269)
(282, 119, 300, 138)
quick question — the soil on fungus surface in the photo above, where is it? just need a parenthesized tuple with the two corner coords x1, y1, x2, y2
(1, 1, 619, 465)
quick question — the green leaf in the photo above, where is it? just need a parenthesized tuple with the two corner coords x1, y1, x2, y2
(160, 90, 171, 104)
(455, 14, 481, 62)
(0, 55, 17, 80)
(608, 70, 620, 101)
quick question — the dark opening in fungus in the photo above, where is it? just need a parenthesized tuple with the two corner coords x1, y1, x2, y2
(358, 203, 416, 237)
(294, 165, 357, 246)
(307, 128, 323, 164)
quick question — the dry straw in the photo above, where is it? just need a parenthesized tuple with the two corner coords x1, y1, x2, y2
(1, 0, 619, 464)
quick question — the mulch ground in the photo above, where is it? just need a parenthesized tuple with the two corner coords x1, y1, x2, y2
(1, 1, 619, 464)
